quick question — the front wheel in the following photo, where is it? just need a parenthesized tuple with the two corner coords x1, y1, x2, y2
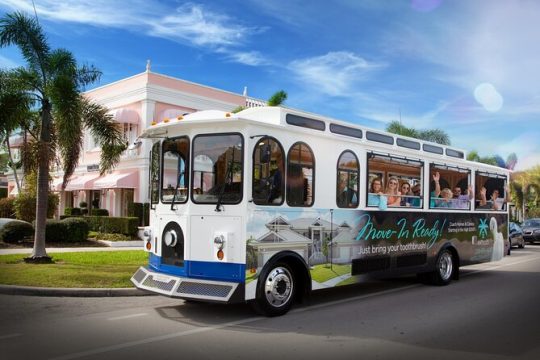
(252, 263, 296, 317)
(428, 249, 454, 286)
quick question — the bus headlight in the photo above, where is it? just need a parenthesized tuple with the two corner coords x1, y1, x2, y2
(164, 229, 178, 247)
(214, 234, 225, 249)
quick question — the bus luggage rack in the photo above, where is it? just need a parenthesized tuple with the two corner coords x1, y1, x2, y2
(131, 266, 238, 302)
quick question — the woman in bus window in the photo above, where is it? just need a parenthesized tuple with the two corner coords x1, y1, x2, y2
(368, 178, 387, 210)
(436, 188, 453, 208)
(385, 176, 401, 207)
(400, 182, 413, 207)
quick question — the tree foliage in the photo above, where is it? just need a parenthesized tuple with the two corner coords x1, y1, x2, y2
(385, 120, 450, 145)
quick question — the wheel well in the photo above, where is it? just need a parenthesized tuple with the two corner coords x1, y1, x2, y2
(265, 251, 311, 302)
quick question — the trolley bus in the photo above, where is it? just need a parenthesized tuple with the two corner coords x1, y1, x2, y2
(131, 106, 509, 316)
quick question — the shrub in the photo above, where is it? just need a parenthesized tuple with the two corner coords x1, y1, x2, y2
(128, 202, 150, 226)
(95, 232, 131, 241)
(91, 199, 99, 208)
(79, 201, 87, 208)
(0, 220, 34, 243)
(0, 197, 16, 218)
(84, 216, 139, 236)
(90, 208, 109, 216)
(13, 192, 59, 222)
(81, 208, 88, 215)
(45, 220, 65, 242)
(65, 207, 82, 216)
(0, 188, 7, 198)
(62, 217, 89, 242)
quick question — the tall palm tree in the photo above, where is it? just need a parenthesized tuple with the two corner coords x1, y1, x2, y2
(0, 12, 126, 262)
(386, 120, 451, 145)
(0, 69, 32, 193)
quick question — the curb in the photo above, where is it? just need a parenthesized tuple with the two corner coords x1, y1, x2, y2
(0, 284, 157, 297)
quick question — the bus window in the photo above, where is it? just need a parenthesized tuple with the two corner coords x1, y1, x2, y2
(336, 150, 359, 208)
(475, 171, 508, 211)
(429, 164, 472, 210)
(150, 142, 160, 207)
(161, 136, 189, 204)
(367, 153, 423, 208)
(287, 142, 314, 207)
(252, 137, 285, 205)
(191, 133, 243, 204)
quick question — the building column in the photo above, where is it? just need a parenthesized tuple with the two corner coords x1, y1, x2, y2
(139, 99, 156, 204)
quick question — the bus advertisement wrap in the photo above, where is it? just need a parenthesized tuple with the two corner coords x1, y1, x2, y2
(245, 209, 507, 297)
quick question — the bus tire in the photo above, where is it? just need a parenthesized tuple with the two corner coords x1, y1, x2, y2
(252, 262, 296, 317)
(428, 249, 454, 286)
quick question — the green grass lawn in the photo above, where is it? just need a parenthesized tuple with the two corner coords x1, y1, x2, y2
(310, 263, 351, 283)
(0, 251, 148, 288)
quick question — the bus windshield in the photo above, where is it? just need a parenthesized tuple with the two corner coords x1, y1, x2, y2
(191, 133, 243, 204)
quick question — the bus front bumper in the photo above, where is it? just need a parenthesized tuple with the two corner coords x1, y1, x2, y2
(131, 266, 240, 302)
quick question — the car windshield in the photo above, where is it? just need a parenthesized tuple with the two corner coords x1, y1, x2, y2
(523, 219, 540, 227)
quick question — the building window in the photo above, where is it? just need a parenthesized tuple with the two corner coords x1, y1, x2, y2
(252, 137, 285, 205)
(336, 151, 359, 208)
(287, 142, 315, 207)
(122, 123, 138, 146)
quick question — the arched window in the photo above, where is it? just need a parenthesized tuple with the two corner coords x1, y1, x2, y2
(161, 136, 189, 204)
(287, 142, 315, 207)
(252, 137, 285, 205)
(336, 151, 359, 208)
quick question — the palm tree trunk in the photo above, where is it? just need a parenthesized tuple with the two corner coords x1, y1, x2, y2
(30, 101, 51, 260)
(5, 136, 21, 193)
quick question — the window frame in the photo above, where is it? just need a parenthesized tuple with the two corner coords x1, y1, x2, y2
(286, 141, 316, 207)
(429, 163, 472, 211)
(251, 136, 285, 206)
(160, 135, 190, 204)
(150, 141, 161, 208)
(474, 171, 508, 212)
(336, 150, 360, 209)
(190, 132, 244, 205)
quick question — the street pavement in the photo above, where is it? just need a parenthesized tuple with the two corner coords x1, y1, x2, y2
(0, 246, 539, 360)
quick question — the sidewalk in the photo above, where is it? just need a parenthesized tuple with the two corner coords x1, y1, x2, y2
(0, 245, 153, 297)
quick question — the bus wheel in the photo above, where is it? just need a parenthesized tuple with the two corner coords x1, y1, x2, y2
(429, 249, 454, 286)
(253, 262, 295, 317)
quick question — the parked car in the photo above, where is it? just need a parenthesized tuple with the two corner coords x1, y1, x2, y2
(521, 218, 540, 244)
(509, 222, 525, 249)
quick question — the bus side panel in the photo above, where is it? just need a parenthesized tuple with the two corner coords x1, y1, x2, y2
(245, 208, 508, 299)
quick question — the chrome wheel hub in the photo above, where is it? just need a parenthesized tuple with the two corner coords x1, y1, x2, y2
(438, 251, 453, 281)
(264, 267, 293, 308)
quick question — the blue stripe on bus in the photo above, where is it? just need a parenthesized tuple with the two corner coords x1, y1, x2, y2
(148, 254, 245, 283)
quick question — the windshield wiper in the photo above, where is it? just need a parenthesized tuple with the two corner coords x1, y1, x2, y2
(171, 170, 185, 211)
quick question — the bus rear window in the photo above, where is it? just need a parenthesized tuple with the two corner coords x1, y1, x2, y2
(191, 133, 243, 204)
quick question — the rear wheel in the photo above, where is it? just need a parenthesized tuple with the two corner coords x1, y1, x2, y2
(252, 262, 296, 317)
(428, 249, 454, 286)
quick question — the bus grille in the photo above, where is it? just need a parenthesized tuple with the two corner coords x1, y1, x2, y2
(176, 282, 233, 298)
(131, 267, 238, 302)
(143, 275, 176, 292)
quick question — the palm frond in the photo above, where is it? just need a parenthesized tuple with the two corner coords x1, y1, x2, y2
(267, 90, 287, 106)
(0, 12, 50, 87)
(386, 121, 418, 138)
(81, 99, 126, 175)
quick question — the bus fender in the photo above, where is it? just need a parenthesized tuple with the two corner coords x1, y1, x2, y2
(261, 250, 312, 301)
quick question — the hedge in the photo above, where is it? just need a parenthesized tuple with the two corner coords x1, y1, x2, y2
(0, 197, 16, 218)
(44, 218, 89, 243)
(128, 202, 150, 226)
(0, 220, 34, 243)
(90, 208, 109, 216)
(64, 207, 82, 216)
(0, 188, 7, 198)
(59, 216, 138, 236)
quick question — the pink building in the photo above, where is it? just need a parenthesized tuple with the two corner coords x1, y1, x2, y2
(7, 64, 264, 217)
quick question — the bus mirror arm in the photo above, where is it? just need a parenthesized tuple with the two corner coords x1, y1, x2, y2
(215, 160, 234, 212)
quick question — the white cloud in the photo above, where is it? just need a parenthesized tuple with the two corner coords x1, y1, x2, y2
(0, 1, 267, 65)
(289, 51, 385, 96)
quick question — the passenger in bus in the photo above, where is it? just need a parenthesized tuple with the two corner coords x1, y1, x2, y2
(435, 188, 454, 208)
(385, 177, 401, 207)
(430, 172, 441, 207)
(478, 186, 509, 210)
(452, 185, 474, 209)
(368, 178, 387, 210)
(400, 182, 413, 206)
(267, 163, 282, 203)
(338, 176, 358, 207)
(410, 184, 422, 207)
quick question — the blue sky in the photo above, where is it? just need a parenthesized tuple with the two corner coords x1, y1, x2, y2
(1, 0, 539, 170)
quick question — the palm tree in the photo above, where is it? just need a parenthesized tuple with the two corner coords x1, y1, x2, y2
(511, 166, 540, 220)
(1, 12, 126, 262)
(467, 150, 518, 169)
(267, 90, 287, 107)
(0, 69, 32, 193)
(385, 121, 450, 145)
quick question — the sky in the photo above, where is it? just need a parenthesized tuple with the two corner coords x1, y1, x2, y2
(1, 0, 539, 171)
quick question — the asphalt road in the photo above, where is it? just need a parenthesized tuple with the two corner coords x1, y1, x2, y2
(1, 246, 540, 360)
